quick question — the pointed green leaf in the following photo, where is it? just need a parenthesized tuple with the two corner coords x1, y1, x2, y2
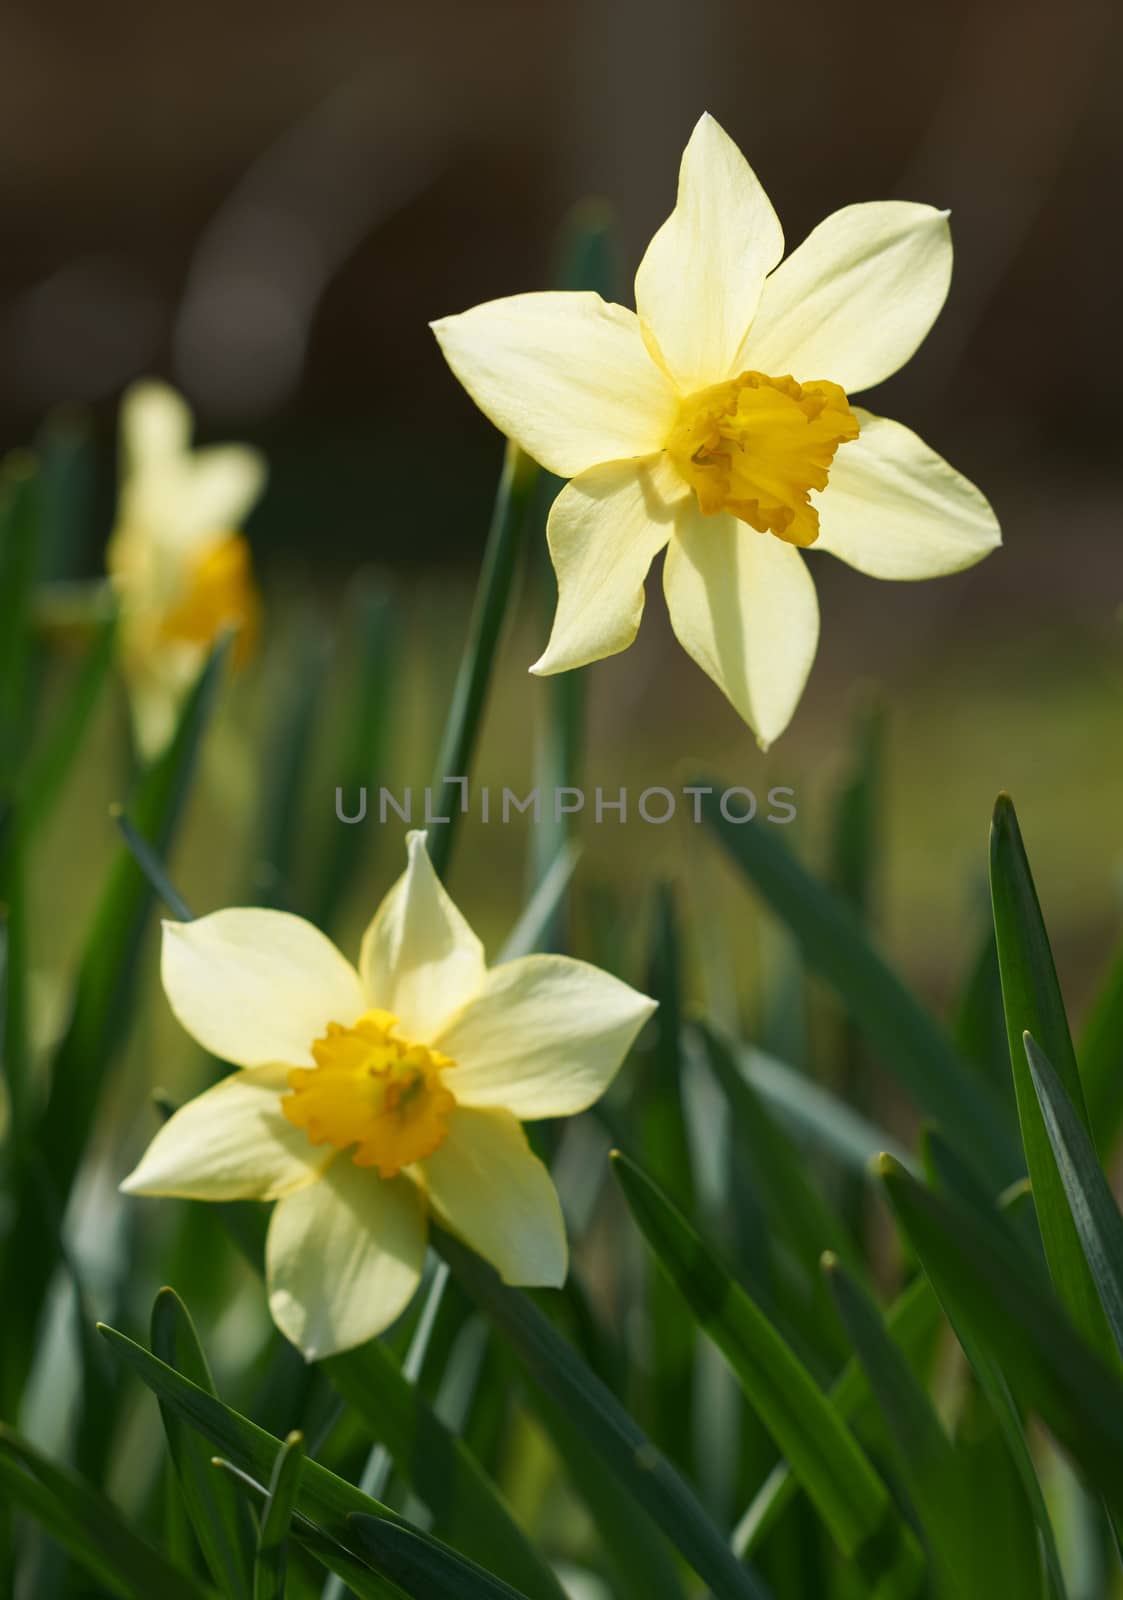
(151, 1290, 256, 1600)
(8, 610, 117, 857)
(733, 1271, 942, 1557)
(211, 1459, 402, 1600)
(217, 1449, 533, 1600)
(696, 1024, 913, 1179)
(325, 1338, 568, 1600)
(612, 1152, 924, 1596)
(170, 1159, 565, 1600)
(989, 794, 1112, 1359)
(952, 1378, 1051, 1600)
(254, 1430, 305, 1600)
(891, 1148, 1066, 1599)
(822, 1254, 976, 1597)
(97, 1321, 410, 1563)
(115, 807, 197, 920)
(639, 881, 696, 1473)
(526, 1386, 687, 1600)
(922, 1127, 1046, 1276)
(1025, 1031, 1123, 1359)
(952, 918, 1011, 1102)
(701, 784, 1017, 1182)
(2, 640, 228, 1414)
(40, 636, 228, 1188)
(878, 1153, 1123, 1518)
(0, 1424, 213, 1600)
(348, 1515, 531, 1600)
(432, 1229, 772, 1600)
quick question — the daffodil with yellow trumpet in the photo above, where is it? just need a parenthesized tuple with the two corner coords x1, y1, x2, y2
(107, 381, 265, 757)
(122, 831, 655, 1360)
(433, 113, 1000, 747)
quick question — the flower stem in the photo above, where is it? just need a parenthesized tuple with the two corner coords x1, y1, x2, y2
(426, 441, 537, 880)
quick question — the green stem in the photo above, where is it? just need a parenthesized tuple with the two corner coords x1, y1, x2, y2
(426, 443, 536, 880)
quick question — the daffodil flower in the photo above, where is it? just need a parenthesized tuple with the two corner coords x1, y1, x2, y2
(432, 114, 1001, 747)
(121, 832, 655, 1360)
(107, 381, 266, 758)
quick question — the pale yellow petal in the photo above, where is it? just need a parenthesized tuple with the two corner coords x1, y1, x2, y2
(634, 112, 784, 393)
(162, 911, 366, 1069)
(121, 646, 203, 761)
(814, 410, 1002, 578)
(266, 1162, 426, 1359)
(121, 380, 192, 471)
(433, 955, 654, 1118)
(663, 508, 820, 749)
(531, 454, 687, 676)
(739, 203, 952, 395)
(182, 446, 267, 543)
(431, 292, 677, 478)
(120, 1066, 327, 1201)
(420, 1107, 566, 1287)
(359, 831, 485, 1040)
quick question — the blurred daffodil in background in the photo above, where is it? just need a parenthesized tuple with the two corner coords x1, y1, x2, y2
(122, 830, 655, 1359)
(434, 112, 1001, 747)
(106, 380, 266, 758)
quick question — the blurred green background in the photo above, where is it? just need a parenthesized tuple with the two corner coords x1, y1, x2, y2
(3, 0, 1121, 1057)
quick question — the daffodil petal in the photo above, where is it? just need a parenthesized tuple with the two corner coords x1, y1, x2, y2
(433, 955, 655, 1118)
(267, 1162, 426, 1360)
(181, 446, 267, 546)
(359, 831, 486, 1039)
(739, 202, 952, 395)
(530, 455, 686, 676)
(420, 1107, 566, 1287)
(120, 1066, 327, 1200)
(162, 911, 367, 1069)
(121, 649, 202, 762)
(121, 380, 192, 469)
(431, 292, 677, 479)
(814, 410, 1002, 578)
(663, 509, 820, 749)
(635, 113, 784, 393)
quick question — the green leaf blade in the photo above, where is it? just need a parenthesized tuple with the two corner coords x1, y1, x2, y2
(733, 1272, 943, 1559)
(989, 794, 1113, 1360)
(701, 785, 1017, 1183)
(432, 1229, 772, 1600)
(97, 1321, 406, 1556)
(611, 1152, 924, 1597)
(324, 1338, 567, 1600)
(878, 1153, 1123, 1518)
(821, 1254, 972, 1595)
(1025, 1031, 1123, 1359)
(348, 1515, 531, 1600)
(151, 1290, 257, 1600)
(254, 1430, 305, 1600)
(2, 639, 228, 1416)
(0, 1424, 214, 1600)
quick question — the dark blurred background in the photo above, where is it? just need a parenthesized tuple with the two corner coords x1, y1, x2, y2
(4, 0, 1123, 1012)
(3, 0, 1120, 542)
